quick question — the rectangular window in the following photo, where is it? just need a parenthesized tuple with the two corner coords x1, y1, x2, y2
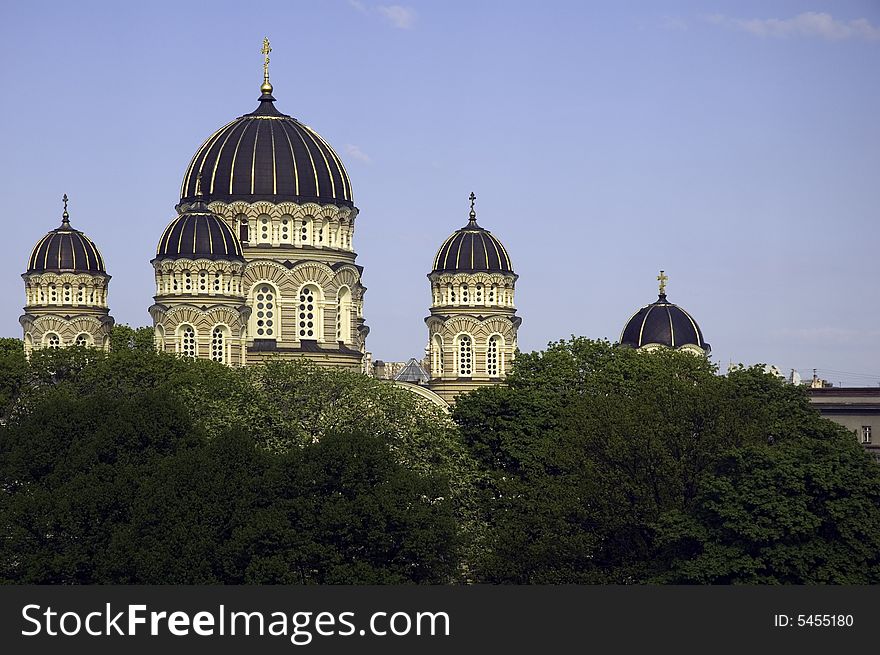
(862, 426, 872, 444)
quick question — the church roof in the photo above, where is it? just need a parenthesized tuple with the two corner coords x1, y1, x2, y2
(155, 199, 244, 262)
(27, 195, 107, 275)
(179, 89, 352, 208)
(619, 273, 709, 352)
(432, 193, 513, 274)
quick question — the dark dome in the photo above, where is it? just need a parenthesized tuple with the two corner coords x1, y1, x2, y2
(155, 200, 244, 261)
(28, 201, 106, 274)
(179, 91, 353, 208)
(432, 199, 513, 274)
(620, 293, 709, 353)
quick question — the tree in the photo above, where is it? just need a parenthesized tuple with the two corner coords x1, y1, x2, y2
(0, 347, 462, 584)
(109, 324, 156, 352)
(651, 436, 880, 584)
(454, 337, 880, 583)
(0, 338, 27, 420)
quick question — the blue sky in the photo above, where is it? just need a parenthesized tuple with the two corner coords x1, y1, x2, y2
(1, 0, 878, 384)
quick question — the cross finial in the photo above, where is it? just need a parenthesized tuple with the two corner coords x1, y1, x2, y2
(260, 37, 273, 95)
(468, 191, 477, 223)
(657, 270, 668, 296)
(62, 193, 70, 225)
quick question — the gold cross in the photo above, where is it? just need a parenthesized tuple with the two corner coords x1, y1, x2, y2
(261, 37, 272, 84)
(468, 192, 477, 222)
(62, 193, 70, 223)
(657, 270, 668, 295)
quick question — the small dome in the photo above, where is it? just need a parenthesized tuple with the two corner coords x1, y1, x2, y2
(620, 278, 709, 353)
(432, 194, 513, 274)
(27, 196, 106, 274)
(155, 199, 244, 261)
(179, 89, 352, 208)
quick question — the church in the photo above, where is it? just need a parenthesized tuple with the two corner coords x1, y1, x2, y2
(18, 41, 718, 408)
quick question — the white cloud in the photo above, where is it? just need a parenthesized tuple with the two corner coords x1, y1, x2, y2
(345, 144, 372, 164)
(347, 0, 368, 14)
(377, 5, 417, 30)
(708, 12, 880, 41)
(659, 16, 687, 32)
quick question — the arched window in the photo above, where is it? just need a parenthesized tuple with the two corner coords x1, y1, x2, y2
(252, 283, 279, 338)
(260, 216, 271, 243)
(182, 270, 192, 293)
(300, 217, 312, 245)
(213, 272, 222, 292)
(74, 333, 92, 347)
(239, 217, 249, 243)
(457, 334, 473, 377)
(63, 284, 72, 303)
(211, 325, 228, 364)
(198, 271, 208, 293)
(461, 284, 470, 304)
(432, 334, 443, 376)
(298, 284, 321, 339)
(316, 219, 324, 244)
(179, 324, 196, 357)
(488, 286, 496, 304)
(487, 335, 503, 378)
(475, 285, 483, 304)
(336, 287, 351, 343)
(280, 217, 291, 243)
(49, 284, 58, 303)
(77, 285, 85, 304)
(449, 285, 456, 304)
(45, 332, 61, 349)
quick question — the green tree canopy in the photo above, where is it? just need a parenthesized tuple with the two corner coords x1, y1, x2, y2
(454, 338, 880, 583)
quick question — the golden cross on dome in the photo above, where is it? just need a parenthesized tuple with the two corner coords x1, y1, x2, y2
(62, 193, 70, 224)
(261, 37, 273, 94)
(657, 270, 668, 295)
(468, 191, 477, 222)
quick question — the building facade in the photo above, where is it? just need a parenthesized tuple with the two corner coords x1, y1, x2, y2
(425, 193, 521, 404)
(21, 195, 114, 355)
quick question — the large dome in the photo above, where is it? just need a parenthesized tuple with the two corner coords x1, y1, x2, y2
(155, 200, 244, 262)
(432, 195, 513, 274)
(28, 197, 106, 275)
(619, 280, 709, 353)
(179, 89, 352, 208)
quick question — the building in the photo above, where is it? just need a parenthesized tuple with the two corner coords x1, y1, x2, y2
(19, 42, 518, 407)
(808, 388, 880, 461)
(424, 193, 521, 404)
(20, 194, 114, 354)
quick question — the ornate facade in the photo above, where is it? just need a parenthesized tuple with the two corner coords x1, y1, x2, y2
(20, 195, 114, 355)
(156, 41, 367, 370)
(425, 193, 521, 404)
(19, 43, 523, 406)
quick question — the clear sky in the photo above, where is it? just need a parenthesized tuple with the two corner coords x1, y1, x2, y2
(1, 0, 878, 385)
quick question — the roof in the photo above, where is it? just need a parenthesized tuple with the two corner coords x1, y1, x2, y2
(179, 91, 353, 208)
(155, 200, 244, 261)
(393, 358, 430, 384)
(27, 204, 106, 275)
(619, 293, 709, 352)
